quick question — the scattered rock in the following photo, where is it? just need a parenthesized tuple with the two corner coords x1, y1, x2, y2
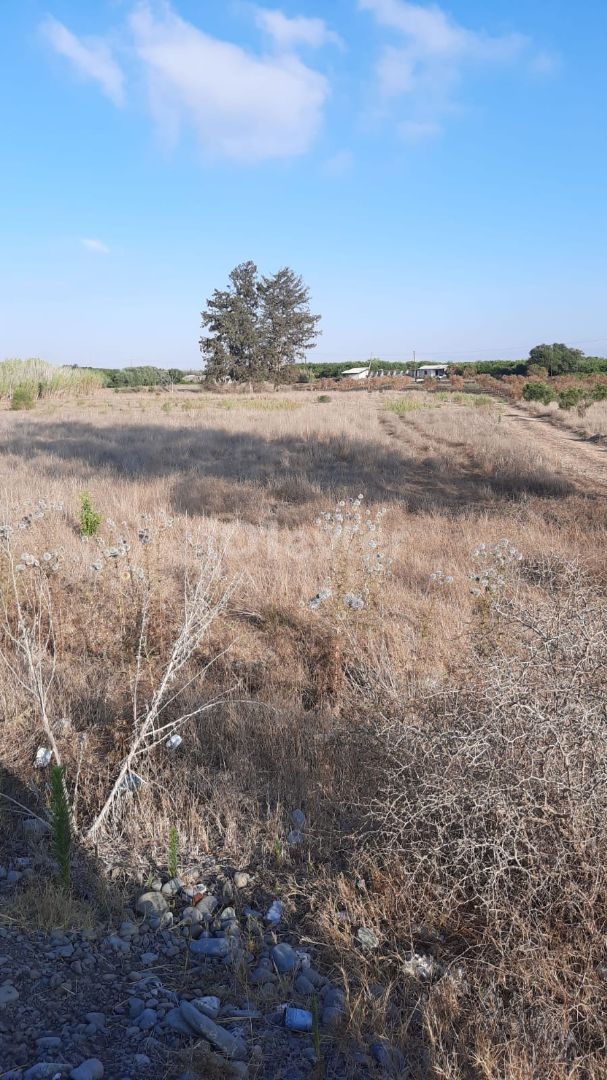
(271, 943, 298, 974)
(179, 1001, 247, 1060)
(191, 995, 221, 1019)
(136, 892, 169, 918)
(189, 937, 230, 959)
(0, 981, 19, 1006)
(70, 1061, 105, 1080)
(161, 877, 182, 897)
(233, 872, 250, 889)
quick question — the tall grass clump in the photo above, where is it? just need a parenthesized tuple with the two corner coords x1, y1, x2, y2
(50, 765, 71, 892)
(0, 358, 102, 401)
(10, 384, 36, 410)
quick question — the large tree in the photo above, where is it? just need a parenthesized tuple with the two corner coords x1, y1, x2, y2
(258, 267, 321, 377)
(200, 262, 321, 382)
(528, 343, 584, 376)
(200, 261, 262, 382)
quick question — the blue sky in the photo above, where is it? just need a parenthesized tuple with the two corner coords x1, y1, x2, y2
(1, 0, 606, 368)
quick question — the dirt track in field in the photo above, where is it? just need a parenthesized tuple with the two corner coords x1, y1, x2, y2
(503, 407, 607, 493)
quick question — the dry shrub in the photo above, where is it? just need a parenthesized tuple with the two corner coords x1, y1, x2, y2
(354, 550, 607, 1076)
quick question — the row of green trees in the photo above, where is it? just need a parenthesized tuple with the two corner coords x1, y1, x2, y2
(200, 262, 321, 382)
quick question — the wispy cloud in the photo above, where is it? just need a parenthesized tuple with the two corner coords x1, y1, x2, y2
(41, 15, 125, 106)
(129, 2, 329, 162)
(359, 0, 553, 138)
(253, 8, 344, 51)
(81, 237, 110, 254)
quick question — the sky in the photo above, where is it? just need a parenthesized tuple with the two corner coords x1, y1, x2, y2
(1, 0, 606, 368)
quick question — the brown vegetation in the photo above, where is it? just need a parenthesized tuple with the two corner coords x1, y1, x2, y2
(1, 388, 606, 1077)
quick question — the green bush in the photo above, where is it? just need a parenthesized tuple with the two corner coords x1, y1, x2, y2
(10, 384, 36, 410)
(317, 394, 331, 403)
(79, 492, 102, 537)
(558, 388, 586, 411)
(523, 382, 556, 405)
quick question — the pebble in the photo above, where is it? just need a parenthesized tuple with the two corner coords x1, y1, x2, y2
(233, 872, 250, 889)
(160, 878, 182, 897)
(193, 895, 218, 918)
(291, 809, 306, 829)
(136, 893, 168, 918)
(164, 1007, 194, 1036)
(294, 975, 315, 995)
(107, 935, 130, 954)
(0, 981, 19, 1005)
(132, 1055, 151, 1070)
(137, 1009, 157, 1031)
(84, 1013, 106, 1031)
(191, 995, 221, 1019)
(271, 943, 298, 974)
(189, 937, 230, 959)
(179, 1002, 247, 1060)
(70, 1061, 105, 1080)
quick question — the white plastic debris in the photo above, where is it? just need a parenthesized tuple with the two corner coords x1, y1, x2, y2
(402, 952, 439, 981)
(265, 900, 284, 926)
(118, 772, 144, 795)
(166, 734, 183, 751)
(34, 746, 52, 768)
(356, 926, 380, 951)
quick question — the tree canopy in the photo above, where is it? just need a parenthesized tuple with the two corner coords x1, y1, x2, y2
(528, 343, 585, 375)
(200, 262, 321, 382)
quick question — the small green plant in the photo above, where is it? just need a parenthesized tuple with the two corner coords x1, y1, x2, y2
(10, 384, 36, 410)
(79, 492, 102, 537)
(317, 394, 331, 403)
(168, 825, 179, 879)
(50, 765, 71, 892)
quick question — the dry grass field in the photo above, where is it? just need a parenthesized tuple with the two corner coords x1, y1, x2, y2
(1, 386, 607, 1077)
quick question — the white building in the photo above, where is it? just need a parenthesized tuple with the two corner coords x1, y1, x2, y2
(342, 366, 370, 381)
(414, 364, 448, 381)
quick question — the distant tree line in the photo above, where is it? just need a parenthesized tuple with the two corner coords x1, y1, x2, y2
(452, 345, 607, 379)
(200, 261, 321, 382)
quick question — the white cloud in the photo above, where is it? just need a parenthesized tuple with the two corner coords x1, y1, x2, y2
(359, 0, 549, 139)
(129, 3, 329, 162)
(254, 8, 344, 50)
(41, 15, 125, 106)
(81, 237, 110, 254)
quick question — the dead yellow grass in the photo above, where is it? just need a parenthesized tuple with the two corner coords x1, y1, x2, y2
(1, 387, 606, 1077)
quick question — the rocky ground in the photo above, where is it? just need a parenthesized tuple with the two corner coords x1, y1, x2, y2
(0, 825, 406, 1080)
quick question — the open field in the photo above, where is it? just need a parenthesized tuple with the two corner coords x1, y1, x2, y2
(1, 387, 607, 1077)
